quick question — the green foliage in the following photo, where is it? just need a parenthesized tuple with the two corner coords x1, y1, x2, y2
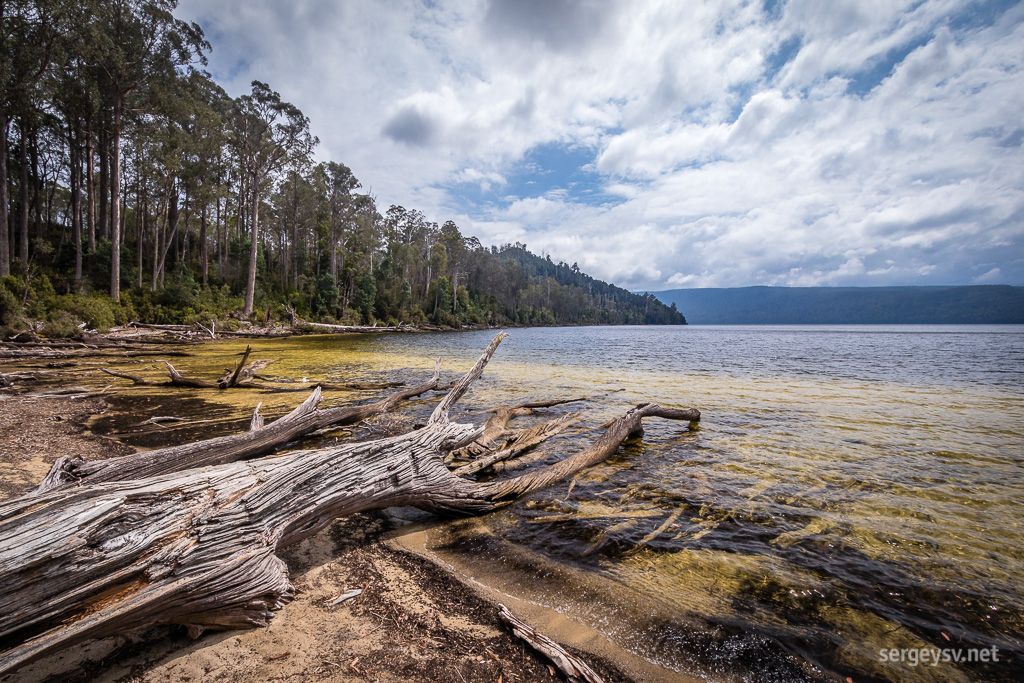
(49, 294, 119, 332)
(42, 311, 82, 339)
(0, 278, 25, 334)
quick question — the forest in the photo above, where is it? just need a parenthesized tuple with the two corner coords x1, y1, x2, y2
(0, 0, 685, 337)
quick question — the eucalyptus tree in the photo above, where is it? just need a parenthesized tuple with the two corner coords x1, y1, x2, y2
(0, 0, 61, 276)
(177, 70, 228, 285)
(271, 166, 317, 291)
(325, 161, 360, 285)
(84, 0, 206, 299)
(228, 80, 316, 317)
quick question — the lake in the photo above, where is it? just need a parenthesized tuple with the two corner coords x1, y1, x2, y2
(95, 325, 1024, 681)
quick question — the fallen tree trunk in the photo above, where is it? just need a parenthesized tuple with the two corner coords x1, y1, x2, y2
(38, 363, 443, 491)
(285, 304, 415, 334)
(0, 334, 700, 676)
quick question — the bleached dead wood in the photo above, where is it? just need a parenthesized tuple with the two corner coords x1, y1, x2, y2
(453, 412, 583, 476)
(0, 333, 700, 676)
(285, 304, 415, 334)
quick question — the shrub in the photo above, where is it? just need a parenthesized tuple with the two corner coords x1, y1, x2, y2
(42, 310, 82, 338)
(50, 294, 117, 332)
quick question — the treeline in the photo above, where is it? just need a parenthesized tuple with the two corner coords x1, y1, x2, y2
(0, 0, 684, 335)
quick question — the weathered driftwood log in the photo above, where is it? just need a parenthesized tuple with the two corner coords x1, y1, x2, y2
(37, 364, 443, 491)
(285, 304, 414, 334)
(453, 412, 583, 476)
(0, 334, 699, 676)
(498, 604, 604, 683)
(253, 374, 404, 391)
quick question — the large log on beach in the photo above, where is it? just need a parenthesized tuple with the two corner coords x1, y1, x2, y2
(0, 334, 699, 676)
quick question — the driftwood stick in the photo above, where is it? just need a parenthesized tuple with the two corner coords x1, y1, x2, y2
(250, 402, 264, 431)
(630, 508, 684, 553)
(253, 375, 405, 391)
(164, 361, 218, 388)
(498, 604, 604, 683)
(221, 345, 252, 388)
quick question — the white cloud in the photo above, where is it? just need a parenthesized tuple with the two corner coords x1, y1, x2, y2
(174, 0, 1024, 290)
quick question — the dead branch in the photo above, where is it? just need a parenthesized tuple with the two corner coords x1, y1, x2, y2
(453, 412, 583, 476)
(164, 361, 218, 388)
(498, 604, 604, 683)
(100, 367, 160, 385)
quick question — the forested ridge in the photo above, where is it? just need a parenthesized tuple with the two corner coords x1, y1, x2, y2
(0, 0, 684, 336)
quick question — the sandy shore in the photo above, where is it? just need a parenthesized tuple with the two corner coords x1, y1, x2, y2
(0, 393, 637, 683)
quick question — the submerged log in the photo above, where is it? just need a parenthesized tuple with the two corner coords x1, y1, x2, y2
(0, 334, 700, 676)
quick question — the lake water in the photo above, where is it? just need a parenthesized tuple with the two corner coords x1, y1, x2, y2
(95, 325, 1024, 681)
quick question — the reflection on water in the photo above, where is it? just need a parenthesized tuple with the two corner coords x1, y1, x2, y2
(90, 326, 1023, 681)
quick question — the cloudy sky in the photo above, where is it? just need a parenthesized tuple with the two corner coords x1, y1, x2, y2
(175, 0, 1024, 291)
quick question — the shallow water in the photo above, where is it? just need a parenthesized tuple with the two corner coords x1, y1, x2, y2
(90, 325, 1024, 681)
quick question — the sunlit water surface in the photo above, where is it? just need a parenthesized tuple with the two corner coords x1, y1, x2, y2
(92, 325, 1024, 681)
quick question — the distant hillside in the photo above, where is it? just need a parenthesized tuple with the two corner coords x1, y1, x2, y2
(493, 244, 685, 325)
(648, 286, 1024, 324)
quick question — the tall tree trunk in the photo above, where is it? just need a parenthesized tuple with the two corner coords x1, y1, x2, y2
(216, 194, 223, 277)
(70, 122, 82, 283)
(179, 190, 189, 269)
(328, 213, 337, 284)
(0, 111, 9, 278)
(243, 175, 259, 317)
(158, 187, 180, 288)
(109, 99, 121, 300)
(98, 120, 108, 243)
(151, 191, 163, 291)
(85, 113, 95, 252)
(18, 121, 28, 267)
(290, 213, 298, 291)
(136, 173, 143, 288)
(30, 128, 41, 243)
(200, 202, 208, 285)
